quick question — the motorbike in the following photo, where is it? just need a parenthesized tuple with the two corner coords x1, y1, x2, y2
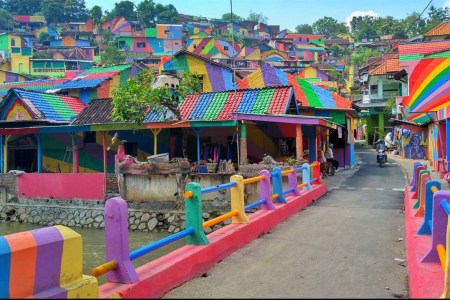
(376, 142, 387, 167)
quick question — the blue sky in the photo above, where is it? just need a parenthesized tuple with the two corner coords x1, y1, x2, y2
(84, 0, 450, 31)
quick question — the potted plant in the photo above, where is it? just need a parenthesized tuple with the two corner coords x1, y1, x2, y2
(206, 158, 217, 173)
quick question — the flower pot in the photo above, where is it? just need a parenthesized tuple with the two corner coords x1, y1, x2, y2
(206, 163, 217, 173)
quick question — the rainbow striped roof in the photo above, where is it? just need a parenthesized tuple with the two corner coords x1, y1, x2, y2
(0, 88, 85, 122)
(54, 64, 134, 89)
(238, 63, 352, 110)
(0, 79, 68, 98)
(145, 86, 294, 122)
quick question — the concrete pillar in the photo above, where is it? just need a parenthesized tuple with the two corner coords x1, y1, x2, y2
(296, 125, 303, 160)
(378, 77, 383, 100)
(239, 123, 248, 165)
(378, 113, 385, 136)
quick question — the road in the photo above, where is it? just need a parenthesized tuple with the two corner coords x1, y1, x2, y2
(162, 144, 408, 298)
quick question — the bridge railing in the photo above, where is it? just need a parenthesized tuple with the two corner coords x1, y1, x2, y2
(409, 162, 450, 298)
(92, 161, 322, 283)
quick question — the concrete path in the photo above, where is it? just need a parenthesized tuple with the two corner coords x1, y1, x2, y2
(162, 143, 418, 298)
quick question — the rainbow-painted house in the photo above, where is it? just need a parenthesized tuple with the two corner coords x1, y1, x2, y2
(397, 38, 450, 172)
(52, 64, 146, 103)
(160, 50, 239, 92)
(238, 63, 357, 168)
(0, 78, 69, 98)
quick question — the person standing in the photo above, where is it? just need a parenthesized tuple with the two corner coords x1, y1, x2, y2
(325, 143, 339, 170)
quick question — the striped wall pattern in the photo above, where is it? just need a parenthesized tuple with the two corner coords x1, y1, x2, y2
(401, 57, 450, 124)
(0, 225, 97, 298)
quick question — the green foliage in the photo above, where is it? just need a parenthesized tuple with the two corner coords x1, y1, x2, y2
(385, 94, 396, 113)
(0, 7, 15, 30)
(155, 3, 178, 24)
(101, 45, 123, 66)
(32, 51, 52, 59)
(38, 31, 50, 42)
(247, 11, 268, 24)
(89, 5, 102, 26)
(312, 16, 349, 36)
(295, 24, 313, 34)
(4, 0, 41, 15)
(112, 69, 202, 125)
(106, 0, 136, 21)
(41, 0, 65, 23)
(221, 12, 243, 21)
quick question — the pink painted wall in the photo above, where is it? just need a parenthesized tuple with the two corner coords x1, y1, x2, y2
(18, 173, 105, 200)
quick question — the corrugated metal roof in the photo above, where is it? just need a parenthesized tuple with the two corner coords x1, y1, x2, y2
(424, 21, 450, 37)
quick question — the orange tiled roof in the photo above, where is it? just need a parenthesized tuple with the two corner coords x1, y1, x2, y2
(369, 57, 402, 75)
(424, 21, 450, 37)
(399, 40, 450, 56)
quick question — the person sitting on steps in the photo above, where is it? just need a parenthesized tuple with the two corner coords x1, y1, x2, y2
(325, 143, 339, 171)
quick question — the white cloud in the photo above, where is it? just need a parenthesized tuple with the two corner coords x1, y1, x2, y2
(345, 10, 380, 30)
(445, 0, 450, 8)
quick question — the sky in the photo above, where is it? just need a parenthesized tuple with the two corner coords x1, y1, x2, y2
(84, 0, 450, 31)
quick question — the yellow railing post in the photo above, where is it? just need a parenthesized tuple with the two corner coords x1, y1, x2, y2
(230, 175, 250, 224)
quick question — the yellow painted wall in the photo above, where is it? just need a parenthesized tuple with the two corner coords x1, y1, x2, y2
(186, 55, 212, 92)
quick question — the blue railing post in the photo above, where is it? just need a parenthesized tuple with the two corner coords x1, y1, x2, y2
(271, 167, 286, 203)
(417, 180, 441, 235)
(302, 163, 312, 191)
(287, 167, 301, 197)
(409, 162, 422, 189)
(259, 169, 276, 210)
(422, 190, 450, 263)
(185, 182, 209, 245)
(104, 197, 138, 283)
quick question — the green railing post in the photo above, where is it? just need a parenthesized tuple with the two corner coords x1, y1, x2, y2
(185, 182, 209, 245)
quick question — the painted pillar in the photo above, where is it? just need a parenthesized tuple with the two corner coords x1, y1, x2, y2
(102, 131, 107, 194)
(0, 135, 3, 173)
(72, 134, 79, 173)
(151, 128, 162, 155)
(239, 123, 248, 165)
(3, 135, 9, 173)
(447, 118, 450, 171)
(378, 113, 384, 136)
(196, 128, 201, 163)
(296, 124, 303, 160)
(377, 77, 383, 100)
(308, 126, 317, 162)
(37, 134, 41, 173)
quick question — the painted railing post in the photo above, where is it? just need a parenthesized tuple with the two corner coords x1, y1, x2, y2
(258, 169, 276, 210)
(185, 182, 209, 245)
(271, 167, 286, 203)
(410, 162, 424, 190)
(311, 161, 322, 185)
(287, 167, 301, 197)
(415, 174, 431, 216)
(411, 165, 426, 195)
(422, 191, 450, 262)
(302, 163, 312, 191)
(230, 175, 250, 223)
(417, 180, 441, 235)
(413, 170, 430, 207)
(104, 197, 138, 283)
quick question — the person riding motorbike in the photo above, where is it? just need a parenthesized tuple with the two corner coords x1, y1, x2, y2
(375, 139, 387, 163)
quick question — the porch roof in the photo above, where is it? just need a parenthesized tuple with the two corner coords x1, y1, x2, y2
(236, 113, 342, 129)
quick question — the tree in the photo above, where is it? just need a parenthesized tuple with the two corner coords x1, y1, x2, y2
(422, 5, 450, 33)
(247, 11, 268, 24)
(64, 0, 89, 22)
(41, 0, 65, 23)
(38, 31, 51, 43)
(295, 24, 313, 34)
(312, 16, 348, 37)
(137, 0, 156, 27)
(155, 3, 178, 24)
(221, 12, 243, 21)
(350, 15, 378, 41)
(107, 0, 137, 21)
(329, 43, 343, 57)
(0, 8, 15, 31)
(89, 5, 103, 26)
(112, 69, 202, 158)
(101, 45, 123, 66)
(4, 0, 41, 15)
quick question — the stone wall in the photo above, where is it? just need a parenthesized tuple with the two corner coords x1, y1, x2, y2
(0, 173, 18, 204)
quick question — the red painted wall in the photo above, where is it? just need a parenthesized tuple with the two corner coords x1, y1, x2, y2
(18, 173, 105, 200)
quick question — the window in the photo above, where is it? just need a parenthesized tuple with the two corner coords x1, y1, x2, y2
(11, 38, 15, 46)
(224, 46, 229, 50)
(137, 42, 146, 48)
(124, 142, 138, 157)
(118, 41, 126, 49)
(84, 131, 96, 143)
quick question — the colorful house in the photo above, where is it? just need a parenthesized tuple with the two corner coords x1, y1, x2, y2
(12, 15, 46, 31)
(53, 64, 146, 103)
(0, 78, 68, 98)
(397, 39, 450, 171)
(237, 63, 357, 167)
(0, 33, 32, 74)
(160, 50, 238, 92)
(0, 70, 31, 83)
(101, 17, 133, 36)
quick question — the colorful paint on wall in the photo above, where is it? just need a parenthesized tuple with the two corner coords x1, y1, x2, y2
(403, 131, 427, 159)
(400, 57, 450, 123)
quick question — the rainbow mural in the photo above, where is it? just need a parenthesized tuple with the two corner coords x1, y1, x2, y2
(101, 17, 132, 35)
(401, 57, 450, 124)
(0, 78, 68, 98)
